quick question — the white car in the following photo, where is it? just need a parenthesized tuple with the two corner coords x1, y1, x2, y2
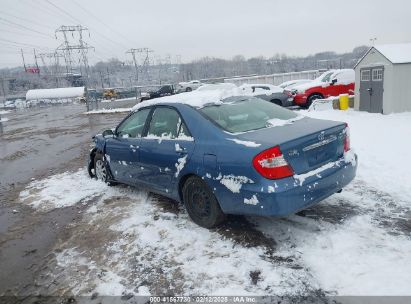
(238, 84, 293, 107)
(196, 83, 237, 91)
(279, 79, 312, 89)
(176, 80, 203, 93)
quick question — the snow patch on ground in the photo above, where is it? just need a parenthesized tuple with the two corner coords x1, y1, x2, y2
(298, 214, 411, 295)
(19, 169, 107, 211)
(83, 108, 132, 114)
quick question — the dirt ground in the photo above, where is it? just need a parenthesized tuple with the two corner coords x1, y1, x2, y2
(0, 103, 125, 296)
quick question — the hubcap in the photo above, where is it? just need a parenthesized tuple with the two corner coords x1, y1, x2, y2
(95, 159, 107, 181)
(191, 187, 211, 218)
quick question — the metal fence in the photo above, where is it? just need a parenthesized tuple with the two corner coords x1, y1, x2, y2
(224, 70, 321, 86)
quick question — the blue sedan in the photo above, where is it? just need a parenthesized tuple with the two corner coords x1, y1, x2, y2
(88, 96, 357, 228)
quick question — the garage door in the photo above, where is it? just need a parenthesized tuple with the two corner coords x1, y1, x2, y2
(359, 67, 384, 113)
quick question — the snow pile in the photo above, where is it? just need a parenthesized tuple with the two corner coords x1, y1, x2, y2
(0, 110, 10, 115)
(0, 117, 8, 122)
(19, 169, 107, 211)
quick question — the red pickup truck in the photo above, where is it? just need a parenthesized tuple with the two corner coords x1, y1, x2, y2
(291, 69, 355, 107)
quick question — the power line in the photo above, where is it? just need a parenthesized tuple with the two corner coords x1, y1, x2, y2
(0, 17, 54, 38)
(42, 0, 130, 51)
(71, 0, 132, 45)
(0, 11, 52, 30)
(0, 38, 51, 50)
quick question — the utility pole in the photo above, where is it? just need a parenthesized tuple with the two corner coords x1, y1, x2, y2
(21, 49, 27, 72)
(55, 25, 94, 85)
(35, 52, 65, 86)
(126, 48, 154, 85)
(33, 49, 40, 76)
(0, 77, 6, 103)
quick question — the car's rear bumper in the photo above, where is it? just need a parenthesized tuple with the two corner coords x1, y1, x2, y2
(216, 153, 358, 216)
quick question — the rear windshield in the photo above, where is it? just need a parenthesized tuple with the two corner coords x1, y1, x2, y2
(200, 97, 298, 133)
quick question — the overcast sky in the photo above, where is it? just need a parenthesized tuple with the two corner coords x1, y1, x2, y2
(1, 0, 410, 68)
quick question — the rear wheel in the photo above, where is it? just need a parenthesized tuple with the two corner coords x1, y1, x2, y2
(306, 93, 323, 108)
(182, 176, 225, 228)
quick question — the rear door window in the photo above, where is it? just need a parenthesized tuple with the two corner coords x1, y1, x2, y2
(146, 107, 192, 139)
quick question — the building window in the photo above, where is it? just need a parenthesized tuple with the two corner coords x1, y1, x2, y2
(372, 69, 383, 81)
(361, 70, 370, 81)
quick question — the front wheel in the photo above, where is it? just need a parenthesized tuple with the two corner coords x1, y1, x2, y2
(94, 154, 109, 183)
(182, 176, 225, 228)
(185, 87, 192, 92)
(306, 94, 323, 108)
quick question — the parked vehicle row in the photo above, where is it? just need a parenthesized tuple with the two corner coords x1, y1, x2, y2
(140, 69, 355, 108)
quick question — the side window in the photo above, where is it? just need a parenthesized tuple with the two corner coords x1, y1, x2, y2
(116, 108, 150, 138)
(146, 107, 192, 139)
(361, 70, 370, 81)
(372, 69, 383, 81)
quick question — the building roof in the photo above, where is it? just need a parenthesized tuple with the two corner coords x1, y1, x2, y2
(355, 43, 411, 67)
(374, 43, 411, 64)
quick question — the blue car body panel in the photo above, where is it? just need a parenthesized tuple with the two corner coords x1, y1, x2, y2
(92, 101, 357, 216)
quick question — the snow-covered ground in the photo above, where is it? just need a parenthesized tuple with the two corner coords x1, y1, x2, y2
(17, 109, 411, 297)
(83, 107, 133, 114)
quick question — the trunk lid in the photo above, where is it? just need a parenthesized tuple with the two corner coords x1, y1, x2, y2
(234, 117, 346, 175)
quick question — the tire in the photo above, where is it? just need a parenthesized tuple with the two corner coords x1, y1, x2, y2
(185, 87, 192, 92)
(306, 93, 323, 108)
(271, 99, 283, 106)
(94, 154, 109, 183)
(182, 176, 225, 228)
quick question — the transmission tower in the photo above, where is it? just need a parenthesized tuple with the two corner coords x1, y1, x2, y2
(55, 25, 94, 84)
(126, 48, 154, 85)
(35, 51, 65, 86)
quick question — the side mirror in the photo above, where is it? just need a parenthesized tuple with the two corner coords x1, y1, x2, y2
(331, 78, 337, 85)
(102, 129, 115, 138)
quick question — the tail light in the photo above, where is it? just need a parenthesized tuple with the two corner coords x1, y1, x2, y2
(253, 146, 294, 179)
(344, 123, 350, 152)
